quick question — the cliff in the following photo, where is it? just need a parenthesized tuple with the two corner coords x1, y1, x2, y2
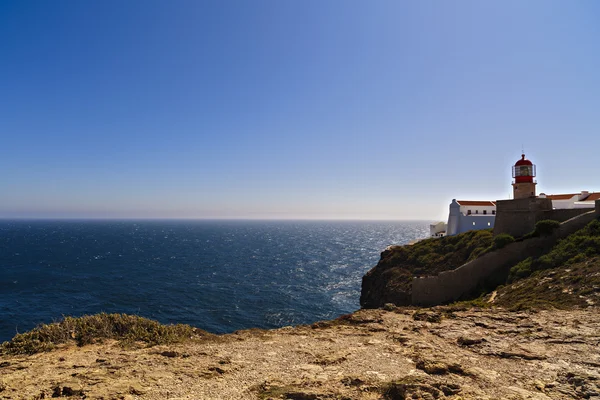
(360, 229, 493, 308)
(1, 308, 599, 399)
(361, 216, 600, 309)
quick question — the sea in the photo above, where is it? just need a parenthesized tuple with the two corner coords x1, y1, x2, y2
(0, 220, 428, 343)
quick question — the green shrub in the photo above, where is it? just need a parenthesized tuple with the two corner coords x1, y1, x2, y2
(507, 219, 600, 284)
(467, 246, 487, 261)
(0, 313, 206, 355)
(567, 253, 586, 265)
(508, 257, 533, 282)
(493, 233, 515, 249)
(534, 219, 561, 236)
(378, 229, 493, 277)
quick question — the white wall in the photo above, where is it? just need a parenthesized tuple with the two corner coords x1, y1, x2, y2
(447, 199, 496, 236)
(458, 205, 496, 216)
(430, 222, 447, 237)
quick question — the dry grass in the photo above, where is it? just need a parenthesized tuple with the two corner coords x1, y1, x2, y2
(0, 313, 209, 355)
(494, 256, 600, 310)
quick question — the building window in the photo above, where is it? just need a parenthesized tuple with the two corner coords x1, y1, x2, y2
(492, 210, 496, 215)
(467, 210, 472, 215)
(476, 210, 479, 214)
(483, 210, 487, 215)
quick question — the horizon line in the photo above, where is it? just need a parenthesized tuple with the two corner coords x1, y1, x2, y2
(0, 216, 437, 222)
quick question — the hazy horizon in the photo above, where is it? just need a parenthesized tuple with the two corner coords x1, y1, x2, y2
(0, 215, 435, 222)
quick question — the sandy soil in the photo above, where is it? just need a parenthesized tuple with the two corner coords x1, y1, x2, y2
(1, 307, 599, 400)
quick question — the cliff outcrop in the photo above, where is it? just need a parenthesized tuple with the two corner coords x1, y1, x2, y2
(360, 229, 493, 308)
(361, 216, 600, 309)
(1, 307, 599, 399)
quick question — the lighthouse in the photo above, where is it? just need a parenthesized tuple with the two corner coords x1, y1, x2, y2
(512, 154, 537, 199)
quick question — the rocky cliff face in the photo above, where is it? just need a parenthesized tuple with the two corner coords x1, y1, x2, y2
(360, 229, 492, 308)
(362, 218, 600, 310)
(360, 246, 413, 308)
(360, 229, 493, 308)
(1, 307, 599, 399)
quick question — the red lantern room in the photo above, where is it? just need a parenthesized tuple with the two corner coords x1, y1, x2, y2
(512, 154, 537, 199)
(512, 154, 536, 183)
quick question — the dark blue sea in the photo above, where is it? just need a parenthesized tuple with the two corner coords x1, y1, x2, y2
(0, 220, 428, 342)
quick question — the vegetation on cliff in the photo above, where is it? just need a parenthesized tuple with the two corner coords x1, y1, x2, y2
(360, 229, 494, 308)
(362, 217, 600, 310)
(491, 219, 600, 310)
(493, 255, 600, 310)
(376, 229, 494, 276)
(508, 219, 600, 283)
(0, 313, 209, 355)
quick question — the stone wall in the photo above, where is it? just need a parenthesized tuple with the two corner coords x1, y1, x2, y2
(542, 208, 592, 224)
(493, 198, 551, 238)
(493, 198, 592, 238)
(411, 201, 600, 306)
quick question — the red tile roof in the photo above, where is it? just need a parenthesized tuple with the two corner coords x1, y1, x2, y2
(585, 193, 600, 201)
(456, 200, 496, 207)
(545, 194, 579, 200)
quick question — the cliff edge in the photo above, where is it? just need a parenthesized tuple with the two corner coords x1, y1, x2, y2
(361, 217, 600, 310)
(360, 229, 493, 308)
(1, 308, 599, 399)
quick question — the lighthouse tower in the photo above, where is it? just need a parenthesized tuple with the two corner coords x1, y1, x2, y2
(512, 154, 537, 199)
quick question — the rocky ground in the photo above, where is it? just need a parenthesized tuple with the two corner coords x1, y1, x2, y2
(1, 306, 599, 400)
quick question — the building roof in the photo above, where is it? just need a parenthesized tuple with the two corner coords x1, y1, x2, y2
(456, 200, 496, 207)
(545, 193, 579, 200)
(585, 193, 600, 201)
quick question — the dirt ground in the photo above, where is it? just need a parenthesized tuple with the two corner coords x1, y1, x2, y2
(1, 307, 599, 400)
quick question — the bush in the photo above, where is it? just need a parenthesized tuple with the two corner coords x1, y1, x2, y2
(493, 233, 515, 249)
(468, 246, 487, 261)
(0, 313, 206, 355)
(534, 219, 561, 236)
(507, 219, 600, 284)
(508, 257, 533, 282)
(377, 229, 494, 277)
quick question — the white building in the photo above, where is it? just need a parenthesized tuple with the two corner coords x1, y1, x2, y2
(446, 200, 496, 236)
(429, 221, 446, 237)
(539, 191, 600, 209)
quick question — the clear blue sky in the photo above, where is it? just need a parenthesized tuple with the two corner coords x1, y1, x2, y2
(1, 1, 599, 220)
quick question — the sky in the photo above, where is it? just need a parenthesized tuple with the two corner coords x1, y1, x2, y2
(1, 1, 599, 220)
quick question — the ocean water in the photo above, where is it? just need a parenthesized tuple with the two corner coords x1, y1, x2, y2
(0, 220, 428, 342)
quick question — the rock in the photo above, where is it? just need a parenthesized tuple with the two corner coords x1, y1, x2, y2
(457, 336, 484, 346)
(495, 350, 545, 360)
(129, 383, 145, 395)
(412, 311, 442, 323)
(415, 359, 470, 376)
(341, 377, 364, 387)
(360, 256, 413, 308)
(1, 307, 600, 399)
(285, 393, 319, 400)
(436, 383, 461, 396)
(383, 378, 443, 399)
(51, 386, 61, 398)
(416, 359, 449, 375)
